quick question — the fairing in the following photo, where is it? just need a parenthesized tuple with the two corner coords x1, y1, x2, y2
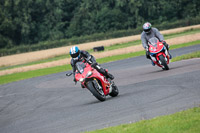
(75, 61, 111, 95)
(148, 37, 169, 67)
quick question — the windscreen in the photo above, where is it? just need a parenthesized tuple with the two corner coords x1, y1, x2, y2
(75, 61, 86, 74)
(148, 37, 159, 47)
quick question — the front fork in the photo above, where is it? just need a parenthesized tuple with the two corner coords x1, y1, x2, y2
(164, 47, 170, 64)
(93, 78, 102, 91)
(94, 78, 113, 95)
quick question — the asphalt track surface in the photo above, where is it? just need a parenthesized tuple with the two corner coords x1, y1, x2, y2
(0, 44, 200, 133)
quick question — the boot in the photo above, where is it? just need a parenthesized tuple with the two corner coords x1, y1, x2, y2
(164, 43, 172, 59)
(96, 66, 115, 80)
(169, 52, 172, 59)
(105, 71, 114, 80)
(151, 60, 155, 66)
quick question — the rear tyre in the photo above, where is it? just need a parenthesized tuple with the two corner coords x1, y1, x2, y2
(159, 55, 169, 70)
(109, 82, 119, 97)
(87, 81, 106, 101)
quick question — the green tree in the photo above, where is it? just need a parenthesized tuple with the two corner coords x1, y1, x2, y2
(0, 0, 200, 50)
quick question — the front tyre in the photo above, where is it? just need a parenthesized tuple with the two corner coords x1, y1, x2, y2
(159, 55, 169, 70)
(87, 81, 106, 101)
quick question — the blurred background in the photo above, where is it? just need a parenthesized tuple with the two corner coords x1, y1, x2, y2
(0, 0, 200, 56)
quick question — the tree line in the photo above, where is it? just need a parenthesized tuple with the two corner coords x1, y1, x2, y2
(0, 0, 200, 50)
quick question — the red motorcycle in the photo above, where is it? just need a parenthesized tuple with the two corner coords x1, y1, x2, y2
(67, 60, 119, 102)
(148, 37, 170, 70)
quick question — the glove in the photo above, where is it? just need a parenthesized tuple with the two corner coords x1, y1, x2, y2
(162, 41, 169, 50)
(162, 41, 167, 45)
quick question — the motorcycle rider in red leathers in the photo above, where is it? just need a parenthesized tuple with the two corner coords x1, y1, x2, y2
(141, 22, 172, 66)
(69, 46, 114, 83)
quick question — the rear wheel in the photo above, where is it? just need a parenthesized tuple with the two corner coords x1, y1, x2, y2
(159, 55, 169, 70)
(87, 80, 106, 101)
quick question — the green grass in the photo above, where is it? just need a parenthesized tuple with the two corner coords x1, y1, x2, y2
(86, 107, 200, 133)
(0, 51, 145, 85)
(103, 28, 200, 51)
(170, 40, 200, 50)
(1, 29, 200, 71)
(104, 28, 200, 51)
(96, 51, 145, 64)
(102, 28, 200, 52)
(0, 54, 70, 70)
(164, 28, 200, 39)
(0, 40, 200, 85)
(171, 51, 200, 62)
(0, 64, 72, 84)
(105, 40, 142, 51)
(1, 39, 200, 71)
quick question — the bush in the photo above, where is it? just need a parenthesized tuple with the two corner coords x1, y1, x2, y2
(155, 16, 200, 30)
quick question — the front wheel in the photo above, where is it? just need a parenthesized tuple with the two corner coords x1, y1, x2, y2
(159, 55, 169, 70)
(86, 80, 106, 101)
(109, 82, 119, 97)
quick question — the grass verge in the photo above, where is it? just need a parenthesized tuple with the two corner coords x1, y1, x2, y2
(171, 51, 200, 62)
(0, 65, 72, 85)
(0, 51, 145, 85)
(0, 41, 200, 85)
(0, 54, 70, 70)
(170, 40, 200, 50)
(105, 28, 200, 51)
(164, 28, 200, 39)
(86, 107, 200, 133)
(1, 29, 200, 71)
